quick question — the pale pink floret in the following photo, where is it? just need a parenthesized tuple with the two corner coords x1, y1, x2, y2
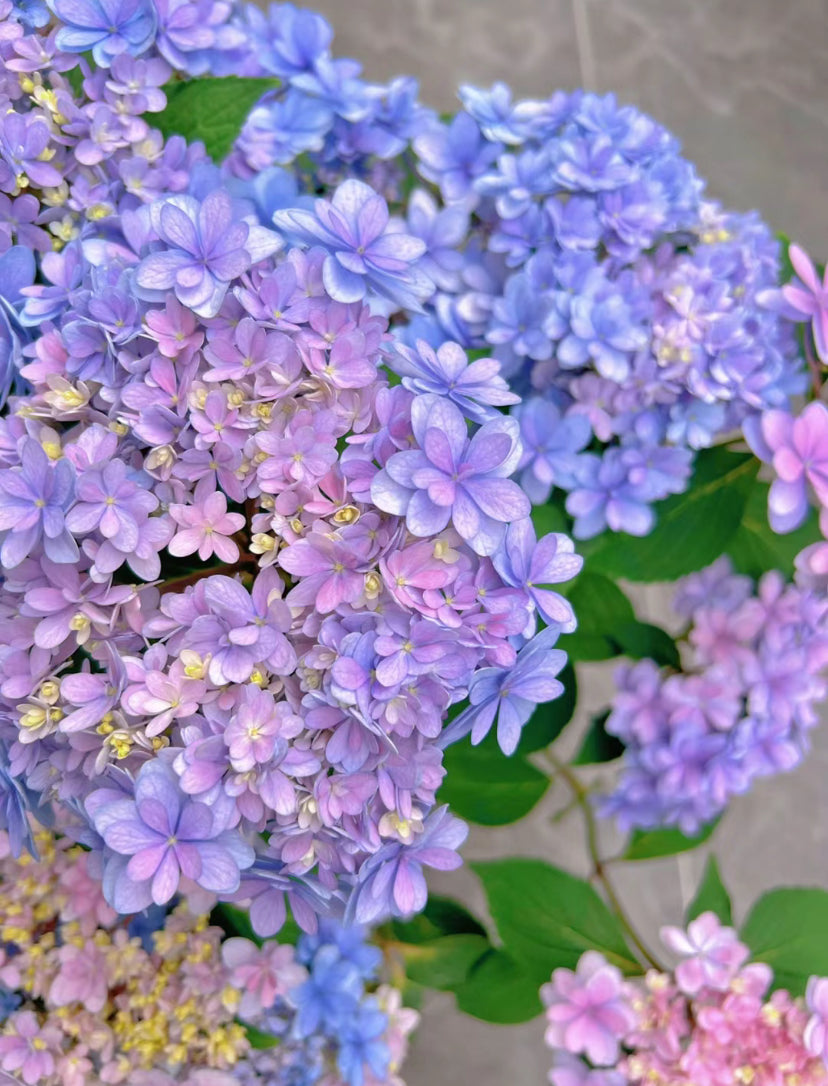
(541, 951, 636, 1066)
(49, 942, 109, 1012)
(168, 479, 245, 563)
(221, 936, 307, 1019)
(659, 912, 749, 994)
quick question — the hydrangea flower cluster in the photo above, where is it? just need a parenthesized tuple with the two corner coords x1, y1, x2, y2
(541, 911, 828, 1086)
(0, 1, 578, 937)
(390, 94, 804, 539)
(0, 825, 250, 1084)
(0, 826, 416, 1086)
(599, 556, 828, 833)
(225, 921, 418, 1086)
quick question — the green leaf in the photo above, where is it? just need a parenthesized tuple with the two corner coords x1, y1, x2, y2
(582, 447, 759, 582)
(439, 742, 549, 825)
(518, 663, 578, 752)
(622, 819, 720, 861)
(454, 949, 544, 1023)
(472, 859, 640, 981)
(244, 1024, 280, 1050)
(155, 77, 280, 162)
(532, 495, 572, 536)
(572, 710, 624, 765)
(614, 621, 681, 669)
(392, 896, 487, 943)
(741, 888, 828, 995)
(727, 483, 822, 579)
(686, 856, 732, 925)
(399, 933, 490, 990)
(561, 573, 635, 661)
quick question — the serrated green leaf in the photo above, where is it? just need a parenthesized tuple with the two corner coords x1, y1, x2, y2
(392, 896, 487, 944)
(454, 949, 544, 1023)
(622, 819, 719, 861)
(155, 77, 280, 162)
(572, 710, 624, 765)
(472, 859, 640, 981)
(399, 933, 490, 990)
(614, 621, 681, 669)
(439, 742, 549, 825)
(582, 447, 759, 582)
(727, 483, 822, 579)
(741, 888, 828, 995)
(686, 856, 732, 925)
(518, 663, 577, 752)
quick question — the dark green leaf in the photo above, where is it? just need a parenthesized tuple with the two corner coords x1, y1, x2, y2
(399, 933, 490, 990)
(686, 856, 732, 925)
(454, 949, 544, 1023)
(561, 573, 635, 662)
(614, 621, 681, 669)
(439, 742, 549, 825)
(211, 903, 262, 945)
(472, 859, 640, 981)
(518, 663, 577, 752)
(392, 896, 487, 943)
(622, 820, 720, 861)
(155, 77, 280, 162)
(582, 447, 759, 582)
(741, 888, 828, 995)
(727, 483, 822, 579)
(572, 710, 624, 765)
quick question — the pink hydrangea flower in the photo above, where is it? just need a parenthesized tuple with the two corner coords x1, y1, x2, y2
(49, 942, 109, 1012)
(541, 951, 636, 1066)
(660, 911, 749, 994)
(0, 1010, 60, 1084)
(221, 936, 307, 1019)
(168, 478, 245, 562)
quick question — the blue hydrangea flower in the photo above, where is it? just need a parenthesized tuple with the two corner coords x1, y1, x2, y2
(47, 0, 158, 67)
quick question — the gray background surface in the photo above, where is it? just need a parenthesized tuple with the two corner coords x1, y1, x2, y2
(299, 3, 828, 1082)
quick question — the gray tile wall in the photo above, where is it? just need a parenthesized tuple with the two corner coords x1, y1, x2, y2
(269, 3, 828, 1081)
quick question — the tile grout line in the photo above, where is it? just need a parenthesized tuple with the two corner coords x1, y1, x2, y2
(571, 0, 597, 91)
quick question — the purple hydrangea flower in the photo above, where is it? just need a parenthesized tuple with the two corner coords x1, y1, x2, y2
(805, 976, 828, 1067)
(439, 626, 568, 754)
(513, 397, 592, 504)
(371, 393, 529, 555)
(136, 190, 282, 317)
(46, 0, 158, 67)
(493, 517, 582, 632)
(0, 439, 78, 568)
(273, 179, 432, 310)
(87, 760, 255, 912)
(348, 805, 468, 924)
(388, 339, 519, 423)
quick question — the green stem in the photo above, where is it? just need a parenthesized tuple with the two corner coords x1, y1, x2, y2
(542, 750, 664, 972)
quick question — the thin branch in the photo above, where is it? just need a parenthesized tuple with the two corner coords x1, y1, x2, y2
(541, 750, 664, 972)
